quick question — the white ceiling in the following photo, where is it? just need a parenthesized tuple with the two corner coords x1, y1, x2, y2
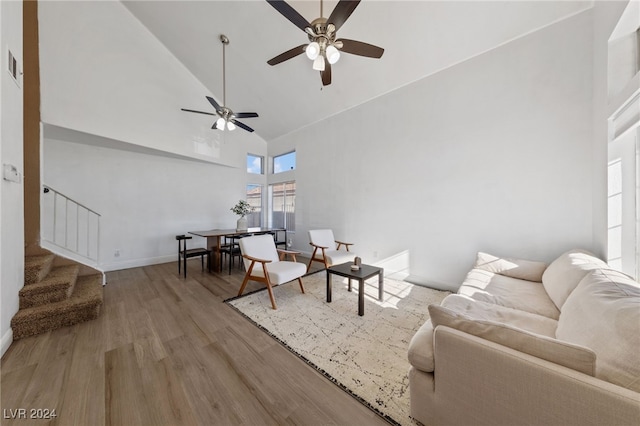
(122, 0, 592, 142)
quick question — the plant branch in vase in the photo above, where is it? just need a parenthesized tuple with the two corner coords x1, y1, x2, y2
(231, 200, 254, 231)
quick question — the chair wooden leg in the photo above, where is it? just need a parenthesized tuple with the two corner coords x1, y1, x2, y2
(238, 262, 255, 297)
(297, 277, 305, 294)
(238, 274, 251, 297)
(307, 247, 319, 272)
(265, 278, 277, 310)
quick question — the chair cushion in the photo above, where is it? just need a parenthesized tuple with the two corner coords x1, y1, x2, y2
(322, 250, 356, 267)
(251, 261, 306, 285)
(556, 269, 640, 392)
(474, 252, 547, 282)
(542, 249, 608, 309)
(308, 229, 337, 249)
(239, 234, 280, 271)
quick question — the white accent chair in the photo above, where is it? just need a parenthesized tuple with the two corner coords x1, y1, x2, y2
(238, 234, 306, 310)
(307, 229, 356, 272)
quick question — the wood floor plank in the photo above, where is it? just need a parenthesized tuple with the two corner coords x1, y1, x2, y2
(2, 259, 390, 426)
(52, 352, 105, 426)
(139, 357, 200, 426)
(105, 343, 152, 426)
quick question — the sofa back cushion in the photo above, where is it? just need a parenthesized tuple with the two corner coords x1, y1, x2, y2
(556, 269, 640, 392)
(542, 249, 608, 309)
(474, 252, 547, 282)
(428, 304, 596, 376)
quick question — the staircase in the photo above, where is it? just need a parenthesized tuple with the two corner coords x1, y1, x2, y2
(11, 250, 104, 340)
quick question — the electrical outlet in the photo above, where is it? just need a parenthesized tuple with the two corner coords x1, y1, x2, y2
(114, 249, 120, 257)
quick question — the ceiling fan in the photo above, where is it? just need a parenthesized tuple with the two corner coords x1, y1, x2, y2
(181, 34, 258, 132)
(266, 0, 384, 86)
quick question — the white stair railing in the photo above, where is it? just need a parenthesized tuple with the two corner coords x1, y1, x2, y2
(41, 185, 101, 264)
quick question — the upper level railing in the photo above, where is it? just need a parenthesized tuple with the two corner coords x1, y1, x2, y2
(41, 185, 101, 263)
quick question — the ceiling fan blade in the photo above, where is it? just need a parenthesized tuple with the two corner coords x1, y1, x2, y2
(235, 112, 259, 118)
(267, 44, 307, 66)
(232, 120, 255, 133)
(181, 108, 216, 116)
(327, 0, 360, 32)
(266, 0, 311, 32)
(211, 121, 218, 130)
(338, 39, 384, 58)
(321, 59, 332, 86)
(206, 96, 222, 112)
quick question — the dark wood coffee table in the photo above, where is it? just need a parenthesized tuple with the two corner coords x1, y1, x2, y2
(326, 262, 384, 316)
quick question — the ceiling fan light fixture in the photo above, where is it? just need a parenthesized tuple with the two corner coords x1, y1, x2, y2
(312, 55, 325, 71)
(326, 45, 340, 64)
(306, 41, 320, 60)
(227, 121, 236, 131)
(216, 117, 226, 130)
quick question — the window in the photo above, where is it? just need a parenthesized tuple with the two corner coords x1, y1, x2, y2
(270, 181, 295, 232)
(247, 154, 263, 174)
(607, 128, 638, 278)
(273, 151, 296, 174)
(246, 184, 263, 227)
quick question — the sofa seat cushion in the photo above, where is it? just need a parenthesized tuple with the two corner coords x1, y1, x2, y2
(556, 269, 640, 392)
(458, 268, 560, 320)
(428, 303, 596, 375)
(441, 294, 558, 337)
(474, 252, 547, 282)
(408, 319, 436, 372)
(542, 249, 608, 310)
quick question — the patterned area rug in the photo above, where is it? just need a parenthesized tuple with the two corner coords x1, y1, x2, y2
(225, 270, 449, 425)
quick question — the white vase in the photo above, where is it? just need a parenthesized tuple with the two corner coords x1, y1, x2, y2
(236, 216, 248, 231)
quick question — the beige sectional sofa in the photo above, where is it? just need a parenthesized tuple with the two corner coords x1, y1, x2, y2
(408, 249, 640, 425)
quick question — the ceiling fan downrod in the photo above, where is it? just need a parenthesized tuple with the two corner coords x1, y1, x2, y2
(220, 34, 229, 108)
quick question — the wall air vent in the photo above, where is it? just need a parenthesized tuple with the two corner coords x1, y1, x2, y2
(7, 49, 21, 87)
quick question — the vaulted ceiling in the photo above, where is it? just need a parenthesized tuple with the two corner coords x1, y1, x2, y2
(122, 1, 592, 142)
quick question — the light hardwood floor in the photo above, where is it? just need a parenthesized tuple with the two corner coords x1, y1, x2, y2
(1, 258, 391, 426)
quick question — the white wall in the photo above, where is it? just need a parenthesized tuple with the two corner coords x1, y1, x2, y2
(0, 0, 24, 356)
(38, 0, 262, 168)
(43, 133, 265, 271)
(273, 9, 596, 290)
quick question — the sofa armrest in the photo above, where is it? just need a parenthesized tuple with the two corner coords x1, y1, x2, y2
(422, 326, 640, 426)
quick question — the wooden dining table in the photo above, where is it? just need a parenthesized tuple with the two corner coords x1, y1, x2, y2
(188, 228, 286, 273)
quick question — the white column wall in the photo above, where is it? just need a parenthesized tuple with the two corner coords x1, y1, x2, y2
(0, 0, 24, 355)
(272, 9, 596, 290)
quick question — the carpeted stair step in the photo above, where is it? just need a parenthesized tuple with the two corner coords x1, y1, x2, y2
(24, 254, 55, 285)
(19, 264, 80, 309)
(11, 274, 103, 340)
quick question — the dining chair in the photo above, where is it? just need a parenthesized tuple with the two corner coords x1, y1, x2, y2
(307, 229, 356, 272)
(176, 235, 211, 278)
(237, 234, 306, 310)
(220, 234, 246, 274)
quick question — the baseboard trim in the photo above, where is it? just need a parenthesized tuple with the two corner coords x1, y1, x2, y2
(1, 328, 13, 357)
(101, 255, 176, 272)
